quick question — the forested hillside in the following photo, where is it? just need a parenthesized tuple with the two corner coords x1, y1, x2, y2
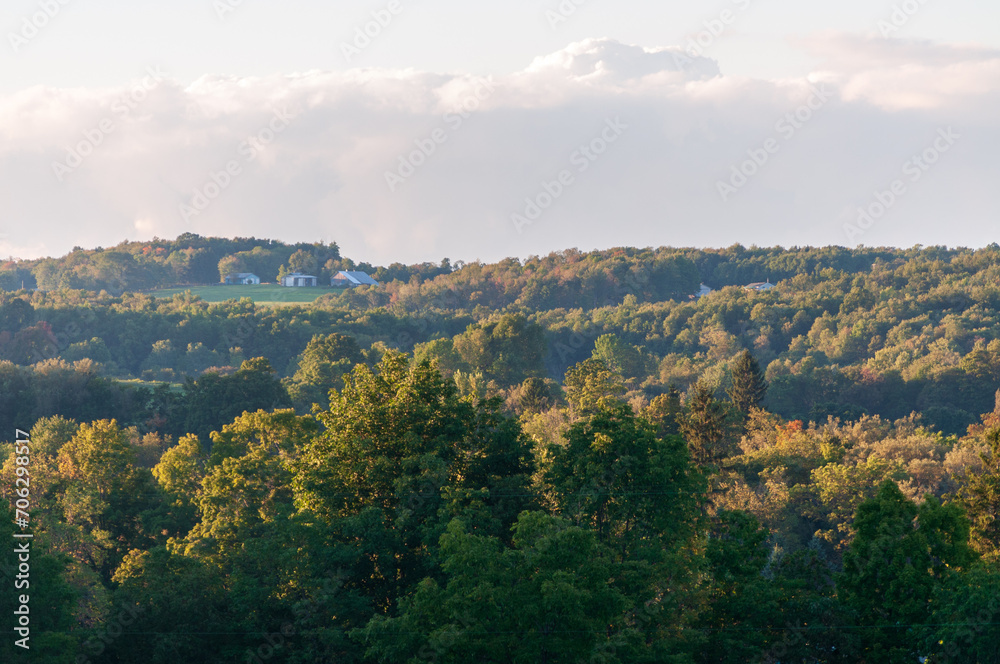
(3, 240, 1000, 434)
(2, 239, 1000, 662)
(0, 233, 446, 292)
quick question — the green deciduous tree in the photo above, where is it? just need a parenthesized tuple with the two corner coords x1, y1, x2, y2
(108, 547, 234, 663)
(542, 404, 703, 560)
(453, 313, 546, 385)
(287, 248, 319, 276)
(152, 434, 205, 533)
(921, 561, 1000, 663)
(839, 481, 975, 663)
(959, 426, 1000, 559)
(178, 358, 292, 441)
(358, 513, 636, 664)
(217, 254, 247, 282)
(563, 358, 625, 417)
(286, 332, 365, 410)
(294, 352, 536, 605)
(413, 337, 469, 378)
(807, 457, 908, 552)
(645, 384, 682, 437)
(507, 376, 556, 416)
(695, 510, 781, 664)
(592, 333, 646, 382)
(540, 403, 707, 657)
(56, 419, 161, 579)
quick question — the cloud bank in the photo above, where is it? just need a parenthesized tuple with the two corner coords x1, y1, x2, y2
(1, 35, 997, 263)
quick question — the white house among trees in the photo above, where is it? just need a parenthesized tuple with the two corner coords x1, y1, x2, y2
(744, 280, 775, 292)
(223, 273, 260, 285)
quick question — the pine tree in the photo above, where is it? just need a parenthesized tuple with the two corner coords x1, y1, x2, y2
(677, 382, 738, 465)
(727, 350, 768, 412)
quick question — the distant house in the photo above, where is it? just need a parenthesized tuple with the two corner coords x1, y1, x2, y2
(693, 283, 713, 299)
(331, 271, 380, 288)
(281, 273, 318, 287)
(224, 273, 260, 285)
(744, 280, 775, 292)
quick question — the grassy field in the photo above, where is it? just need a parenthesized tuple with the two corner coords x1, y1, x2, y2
(114, 378, 185, 392)
(147, 284, 345, 305)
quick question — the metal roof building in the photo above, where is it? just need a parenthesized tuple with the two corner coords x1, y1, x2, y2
(332, 271, 380, 287)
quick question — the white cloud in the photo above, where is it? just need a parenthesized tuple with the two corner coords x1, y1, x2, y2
(523, 37, 721, 82)
(0, 36, 997, 263)
(796, 33, 1000, 112)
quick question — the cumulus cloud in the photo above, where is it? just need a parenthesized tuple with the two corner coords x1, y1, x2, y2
(797, 33, 1000, 112)
(523, 38, 721, 82)
(0, 36, 997, 263)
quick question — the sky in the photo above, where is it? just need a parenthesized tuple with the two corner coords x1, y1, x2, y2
(1, 0, 998, 264)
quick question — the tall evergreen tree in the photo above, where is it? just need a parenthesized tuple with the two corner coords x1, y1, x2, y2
(727, 350, 768, 412)
(677, 381, 739, 466)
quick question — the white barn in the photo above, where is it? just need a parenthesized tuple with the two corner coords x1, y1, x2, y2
(281, 273, 318, 287)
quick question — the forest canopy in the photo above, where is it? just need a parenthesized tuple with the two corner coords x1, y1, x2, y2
(2, 238, 1000, 662)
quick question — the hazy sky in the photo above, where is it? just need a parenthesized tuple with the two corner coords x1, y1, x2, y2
(1, 0, 998, 263)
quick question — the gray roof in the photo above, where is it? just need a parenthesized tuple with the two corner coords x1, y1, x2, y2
(334, 270, 380, 286)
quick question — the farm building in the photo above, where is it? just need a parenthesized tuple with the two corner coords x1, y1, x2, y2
(223, 273, 260, 285)
(281, 273, 318, 287)
(331, 271, 380, 288)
